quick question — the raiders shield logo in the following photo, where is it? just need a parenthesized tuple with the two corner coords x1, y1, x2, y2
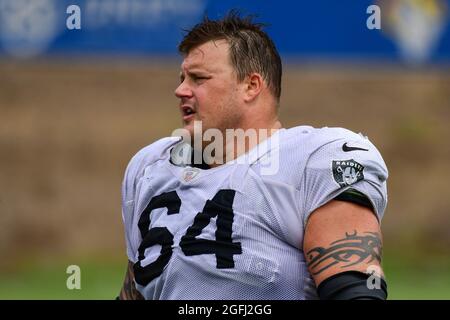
(332, 159, 364, 187)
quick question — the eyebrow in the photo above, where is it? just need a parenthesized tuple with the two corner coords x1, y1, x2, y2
(179, 69, 211, 80)
(181, 65, 209, 73)
(181, 60, 212, 72)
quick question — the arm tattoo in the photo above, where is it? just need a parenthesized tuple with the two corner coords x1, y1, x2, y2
(119, 261, 145, 300)
(306, 230, 382, 275)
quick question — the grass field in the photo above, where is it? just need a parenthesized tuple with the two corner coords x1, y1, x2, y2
(0, 255, 124, 300)
(0, 252, 448, 300)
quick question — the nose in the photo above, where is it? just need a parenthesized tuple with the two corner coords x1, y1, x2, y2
(174, 80, 193, 99)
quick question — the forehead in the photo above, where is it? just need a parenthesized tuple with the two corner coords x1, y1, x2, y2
(181, 39, 231, 72)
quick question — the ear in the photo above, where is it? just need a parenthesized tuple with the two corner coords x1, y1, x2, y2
(243, 73, 264, 103)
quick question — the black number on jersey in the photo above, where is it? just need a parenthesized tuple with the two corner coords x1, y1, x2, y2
(179, 189, 242, 268)
(133, 189, 242, 286)
(134, 191, 181, 286)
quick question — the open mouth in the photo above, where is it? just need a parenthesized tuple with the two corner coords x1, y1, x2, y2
(181, 105, 196, 121)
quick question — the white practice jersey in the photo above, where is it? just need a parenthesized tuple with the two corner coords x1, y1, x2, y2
(121, 126, 388, 300)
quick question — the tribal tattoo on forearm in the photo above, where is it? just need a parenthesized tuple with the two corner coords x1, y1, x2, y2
(306, 230, 382, 275)
(118, 261, 144, 300)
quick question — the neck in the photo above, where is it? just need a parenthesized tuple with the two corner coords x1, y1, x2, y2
(205, 118, 283, 168)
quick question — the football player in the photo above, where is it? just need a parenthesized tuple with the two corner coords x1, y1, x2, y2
(118, 12, 388, 300)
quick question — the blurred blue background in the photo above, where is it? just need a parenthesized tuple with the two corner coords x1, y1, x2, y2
(1, 0, 449, 62)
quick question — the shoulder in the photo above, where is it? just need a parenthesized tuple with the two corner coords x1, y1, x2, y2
(285, 126, 389, 221)
(284, 125, 369, 150)
(284, 126, 385, 162)
(281, 125, 388, 185)
(122, 136, 180, 189)
(128, 136, 180, 167)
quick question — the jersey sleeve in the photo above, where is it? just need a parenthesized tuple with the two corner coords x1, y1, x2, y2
(121, 137, 180, 262)
(300, 130, 388, 225)
(121, 147, 149, 263)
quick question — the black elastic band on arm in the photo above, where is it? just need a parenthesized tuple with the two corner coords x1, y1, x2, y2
(334, 188, 374, 210)
(317, 271, 387, 300)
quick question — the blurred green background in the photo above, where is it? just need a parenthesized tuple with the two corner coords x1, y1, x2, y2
(2, 252, 450, 299)
(0, 61, 449, 299)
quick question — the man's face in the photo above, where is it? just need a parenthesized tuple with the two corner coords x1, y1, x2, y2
(175, 40, 244, 139)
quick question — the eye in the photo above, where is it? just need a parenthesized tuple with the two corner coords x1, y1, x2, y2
(190, 74, 209, 83)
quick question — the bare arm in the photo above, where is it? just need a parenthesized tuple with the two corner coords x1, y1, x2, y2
(304, 200, 384, 287)
(118, 260, 145, 300)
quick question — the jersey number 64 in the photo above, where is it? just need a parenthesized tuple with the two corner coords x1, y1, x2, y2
(133, 189, 242, 286)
